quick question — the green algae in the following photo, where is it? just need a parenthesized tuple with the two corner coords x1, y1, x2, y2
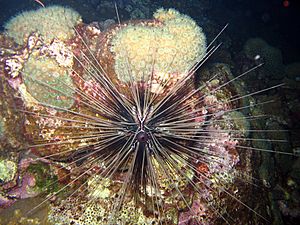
(27, 163, 60, 194)
(0, 159, 17, 183)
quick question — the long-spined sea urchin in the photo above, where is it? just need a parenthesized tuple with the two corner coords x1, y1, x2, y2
(0, 4, 296, 225)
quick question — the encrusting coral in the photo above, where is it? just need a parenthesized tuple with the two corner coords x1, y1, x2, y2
(22, 54, 75, 109)
(110, 8, 206, 87)
(4, 5, 82, 45)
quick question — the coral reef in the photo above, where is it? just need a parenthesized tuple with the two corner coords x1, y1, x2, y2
(1, 3, 293, 225)
(48, 175, 165, 224)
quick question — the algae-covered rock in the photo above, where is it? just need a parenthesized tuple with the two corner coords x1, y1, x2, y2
(0, 116, 4, 138)
(219, 111, 251, 138)
(27, 162, 60, 194)
(0, 159, 17, 184)
(0, 76, 26, 151)
(285, 62, 300, 79)
(244, 38, 284, 79)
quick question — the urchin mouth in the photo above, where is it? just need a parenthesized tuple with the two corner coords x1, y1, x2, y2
(136, 130, 149, 143)
(128, 95, 153, 144)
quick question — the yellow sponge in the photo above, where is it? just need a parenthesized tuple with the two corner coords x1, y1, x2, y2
(4, 5, 82, 45)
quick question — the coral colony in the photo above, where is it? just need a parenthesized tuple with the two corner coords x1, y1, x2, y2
(0, 5, 288, 225)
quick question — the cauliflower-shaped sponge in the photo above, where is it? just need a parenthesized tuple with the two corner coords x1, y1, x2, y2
(4, 5, 82, 45)
(110, 8, 206, 82)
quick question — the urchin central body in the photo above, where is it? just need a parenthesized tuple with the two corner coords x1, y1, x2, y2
(135, 111, 151, 144)
(136, 130, 149, 143)
(129, 103, 153, 145)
